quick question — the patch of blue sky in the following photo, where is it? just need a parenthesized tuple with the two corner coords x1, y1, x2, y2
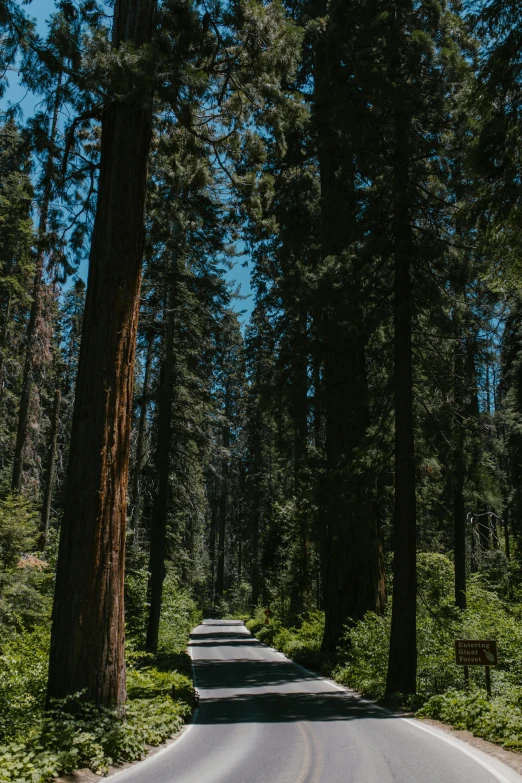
(1, 0, 255, 323)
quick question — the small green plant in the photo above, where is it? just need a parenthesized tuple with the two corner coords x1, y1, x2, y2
(0, 494, 51, 637)
(418, 688, 522, 750)
(0, 625, 50, 744)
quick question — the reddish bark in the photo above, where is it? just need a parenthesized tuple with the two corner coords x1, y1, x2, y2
(40, 388, 61, 550)
(47, 0, 157, 707)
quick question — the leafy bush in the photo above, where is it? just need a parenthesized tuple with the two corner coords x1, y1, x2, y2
(245, 604, 268, 636)
(125, 561, 150, 648)
(0, 494, 51, 635)
(418, 688, 522, 751)
(334, 610, 391, 697)
(158, 571, 202, 652)
(0, 686, 193, 783)
(0, 652, 195, 783)
(127, 655, 194, 702)
(248, 609, 331, 671)
(0, 625, 49, 744)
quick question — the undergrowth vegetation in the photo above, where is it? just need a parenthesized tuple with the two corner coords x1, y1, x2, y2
(0, 496, 200, 783)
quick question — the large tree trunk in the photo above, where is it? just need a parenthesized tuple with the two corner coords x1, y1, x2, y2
(314, 30, 385, 653)
(12, 74, 62, 492)
(146, 260, 176, 653)
(47, 0, 157, 707)
(289, 306, 309, 614)
(131, 329, 153, 547)
(215, 386, 230, 597)
(39, 388, 61, 550)
(453, 324, 467, 609)
(251, 510, 260, 608)
(209, 493, 217, 602)
(385, 26, 417, 693)
(453, 418, 467, 609)
(0, 258, 15, 402)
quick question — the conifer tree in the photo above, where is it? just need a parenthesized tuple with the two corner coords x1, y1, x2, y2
(48, 0, 158, 707)
(0, 119, 34, 476)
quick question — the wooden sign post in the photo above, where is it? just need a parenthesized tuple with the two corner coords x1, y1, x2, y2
(455, 640, 498, 697)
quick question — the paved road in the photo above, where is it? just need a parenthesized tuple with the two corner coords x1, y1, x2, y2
(116, 620, 522, 783)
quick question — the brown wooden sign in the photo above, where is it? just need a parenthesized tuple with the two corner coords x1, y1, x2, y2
(455, 640, 498, 666)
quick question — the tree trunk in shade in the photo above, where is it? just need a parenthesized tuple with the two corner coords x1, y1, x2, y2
(47, 0, 157, 707)
(386, 9, 417, 694)
(216, 386, 231, 597)
(39, 389, 61, 550)
(315, 29, 385, 654)
(453, 333, 467, 610)
(131, 329, 154, 547)
(146, 260, 176, 653)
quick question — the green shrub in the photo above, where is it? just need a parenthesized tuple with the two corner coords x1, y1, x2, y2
(245, 605, 268, 636)
(158, 572, 202, 653)
(0, 494, 51, 636)
(249, 610, 331, 672)
(0, 625, 49, 744)
(125, 563, 150, 648)
(127, 658, 195, 704)
(0, 687, 193, 783)
(334, 610, 390, 697)
(418, 688, 522, 751)
(0, 653, 195, 783)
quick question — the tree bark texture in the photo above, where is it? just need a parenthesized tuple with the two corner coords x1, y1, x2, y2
(0, 257, 15, 402)
(47, 0, 157, 707)
(289, 307, 310, 614)
(40, 389, 61, 550)
(251, 509, 260, 607)
(315, 34, 385, 653)
(215, 386, 230, 597)
(386, 21, 418, 694)
(131, 329, 153, 547)
(453, 331, 467, 610)
(146, 263, 176, 653)
(454, 428, 467, 609)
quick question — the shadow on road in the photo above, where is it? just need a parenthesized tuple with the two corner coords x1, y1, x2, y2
(193, 658, 318, 689)
(190, 632, 251, 641)
(195, 691, 399, 724)
(190, 640, 261, 647)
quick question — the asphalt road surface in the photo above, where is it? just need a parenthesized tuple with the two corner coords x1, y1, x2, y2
(116, 620, 522, 783)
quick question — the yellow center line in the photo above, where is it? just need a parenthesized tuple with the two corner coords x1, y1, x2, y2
(295, 721, 313, 783)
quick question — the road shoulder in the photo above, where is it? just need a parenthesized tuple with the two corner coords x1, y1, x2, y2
(417, 717, 522, 777)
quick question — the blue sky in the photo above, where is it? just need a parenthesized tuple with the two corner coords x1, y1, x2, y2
(1, 0, 254, 322)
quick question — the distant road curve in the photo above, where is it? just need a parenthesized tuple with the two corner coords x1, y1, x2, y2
(114, 620, 522, 783)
